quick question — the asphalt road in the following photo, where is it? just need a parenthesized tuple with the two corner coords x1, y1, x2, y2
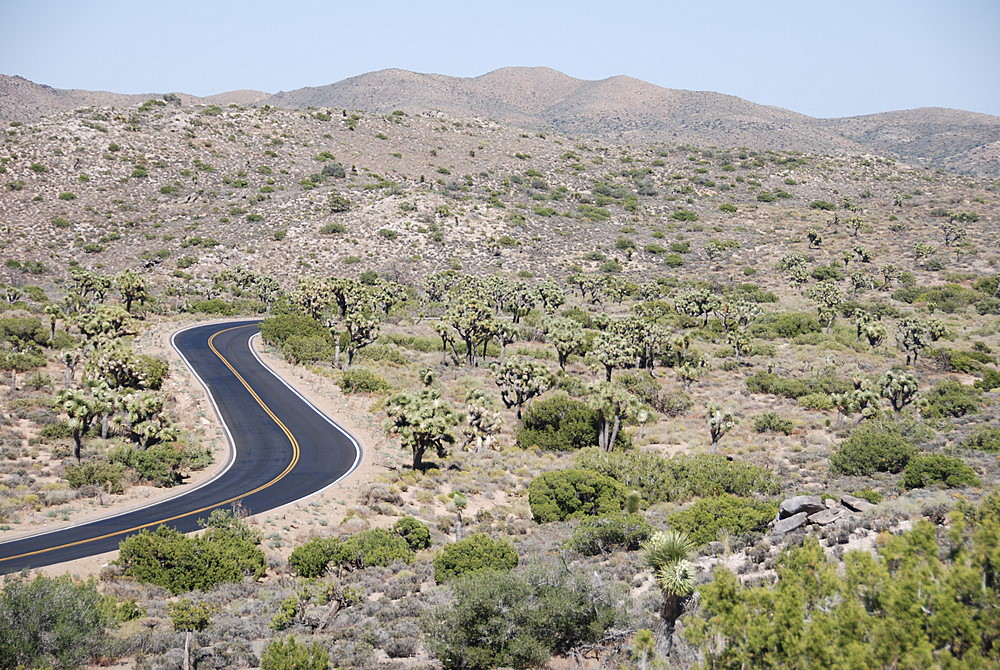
(0, 320, 361, 574)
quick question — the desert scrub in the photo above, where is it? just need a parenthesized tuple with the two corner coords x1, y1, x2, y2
(527, 468, 626, 522)
(564, 512, 653, 555)
(433, 533, 518, 582)
(288, 536, 343, 577)
(900, 454, 981, 490)
(667, 494, 777, 545)
(574, 450, 779, 503)
(753, 411, 795, 435)
(829, 420, 917, 476)
(920, 380, 983, 419)
(338, 368, 391, 394)
(960, 427, 1000, 452)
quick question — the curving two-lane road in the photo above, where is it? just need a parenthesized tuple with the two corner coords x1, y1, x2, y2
(0, 320, 361, 574)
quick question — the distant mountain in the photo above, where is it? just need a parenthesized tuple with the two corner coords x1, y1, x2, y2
(0, 74, 266, 121)
(3, 68, 999, 174)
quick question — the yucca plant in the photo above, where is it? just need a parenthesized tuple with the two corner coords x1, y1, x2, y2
(642, 530, 696, 653)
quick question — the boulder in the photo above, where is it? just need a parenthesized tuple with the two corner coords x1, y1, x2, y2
(773, 512, 809, 534)
(840, 494, 876, 512)
(808, 508, 844, 525)
(778, 495, 825, 519)
(825, 498, 839, 509)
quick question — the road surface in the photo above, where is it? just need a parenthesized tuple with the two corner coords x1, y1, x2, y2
(0, 320, 361, 573)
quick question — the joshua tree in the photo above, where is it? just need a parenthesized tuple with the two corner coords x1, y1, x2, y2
(491, 357, 554, 419)
(707, 403, 738, 450)
(879, 369, 919, 416)
(384, 389, 461, 470)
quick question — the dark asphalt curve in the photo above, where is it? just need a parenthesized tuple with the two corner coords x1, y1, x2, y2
(0, 320, 361, 574)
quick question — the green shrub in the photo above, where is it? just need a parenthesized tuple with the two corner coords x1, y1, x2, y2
(750, 312, 822, 339)
(663, 253, 685, 268)
(528, 468, 626, 522)
(974, 368, 1000, 391)
(423, 567, 618, 670)
(565, 512, 653, 555)
(188, 298, 233, 315)
(116, 511, 265, 594)
(930, 348, 995, 374)
(393, 516, 432, 551)
(338, 528, 413, 569)
(850, 488, 884, 504)
(282, 334, 333, 364)
(433, 533, 519, 582)
(261, 636, 330, 670)
(356, 343, 409, 365)
(574, 449, 674, 502)
(515, 393, 615, 451)
(961, 427, 1000, 452)
(810, 200, 836, 210)
(667, 494, 777, 544)
(662, 454, 781, 500)
(900, 454, 981, 489)
(829, 421, 917, 476)
(0, 574, 114, 670)
(320, 222, 346, 234)
(40, 421, 74, 440)
(110, 443, 185, 487)
(64, 460, 126, 494)
(670, 209, 698, 222)
(288, 537, 343, 578)
(260, 313, 328, 347)
(754, 411, 794, 435)
(921, 380, 982, 419)
(798, 393, 834, 410)
(745, 370, 852, 399)
(338, 367, 391, 394)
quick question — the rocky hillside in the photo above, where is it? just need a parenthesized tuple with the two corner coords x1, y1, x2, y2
(1, 99, 997, 297)
(3, 68, 999, 174)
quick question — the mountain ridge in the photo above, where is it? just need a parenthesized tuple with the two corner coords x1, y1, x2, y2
(2, 67, 998, 173)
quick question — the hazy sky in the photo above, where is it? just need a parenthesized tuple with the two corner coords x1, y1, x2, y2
(2, 0, 998, 119)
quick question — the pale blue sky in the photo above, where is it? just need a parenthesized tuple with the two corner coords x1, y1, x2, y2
(2, 0, 998, 119)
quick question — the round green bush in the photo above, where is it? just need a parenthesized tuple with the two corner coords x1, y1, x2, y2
(528, 468, 626, 523)
(338, 528, 413, 569)
(433, 533, 519, 582)
(393, 516, 431, 551)
(288, 537, 343, 578)
(901, 454, 981, 490)
(515, 394, 605, 451)
(829, 422, 917, 476)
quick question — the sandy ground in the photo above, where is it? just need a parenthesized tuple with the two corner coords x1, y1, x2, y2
(22, 317, 383, 578)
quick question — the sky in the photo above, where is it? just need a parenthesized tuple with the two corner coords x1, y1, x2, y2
(1, 0, 998, 119)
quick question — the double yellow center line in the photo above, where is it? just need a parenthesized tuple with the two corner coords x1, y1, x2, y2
(0, 324, 300, 564)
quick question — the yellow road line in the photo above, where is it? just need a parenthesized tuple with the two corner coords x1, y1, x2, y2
(0, 323, 299, 563)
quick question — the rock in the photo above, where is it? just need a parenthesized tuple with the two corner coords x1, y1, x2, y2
(840, 494, 876, 512)
(774, 512, 809, 534)
(825, 498, 839, 509)
(779, 495, 825, 519)
(808, 508, 844, 525)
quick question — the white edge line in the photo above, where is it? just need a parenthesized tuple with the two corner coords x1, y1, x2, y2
(0, 320, 243, 547)
(246, 332, 364, 514)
